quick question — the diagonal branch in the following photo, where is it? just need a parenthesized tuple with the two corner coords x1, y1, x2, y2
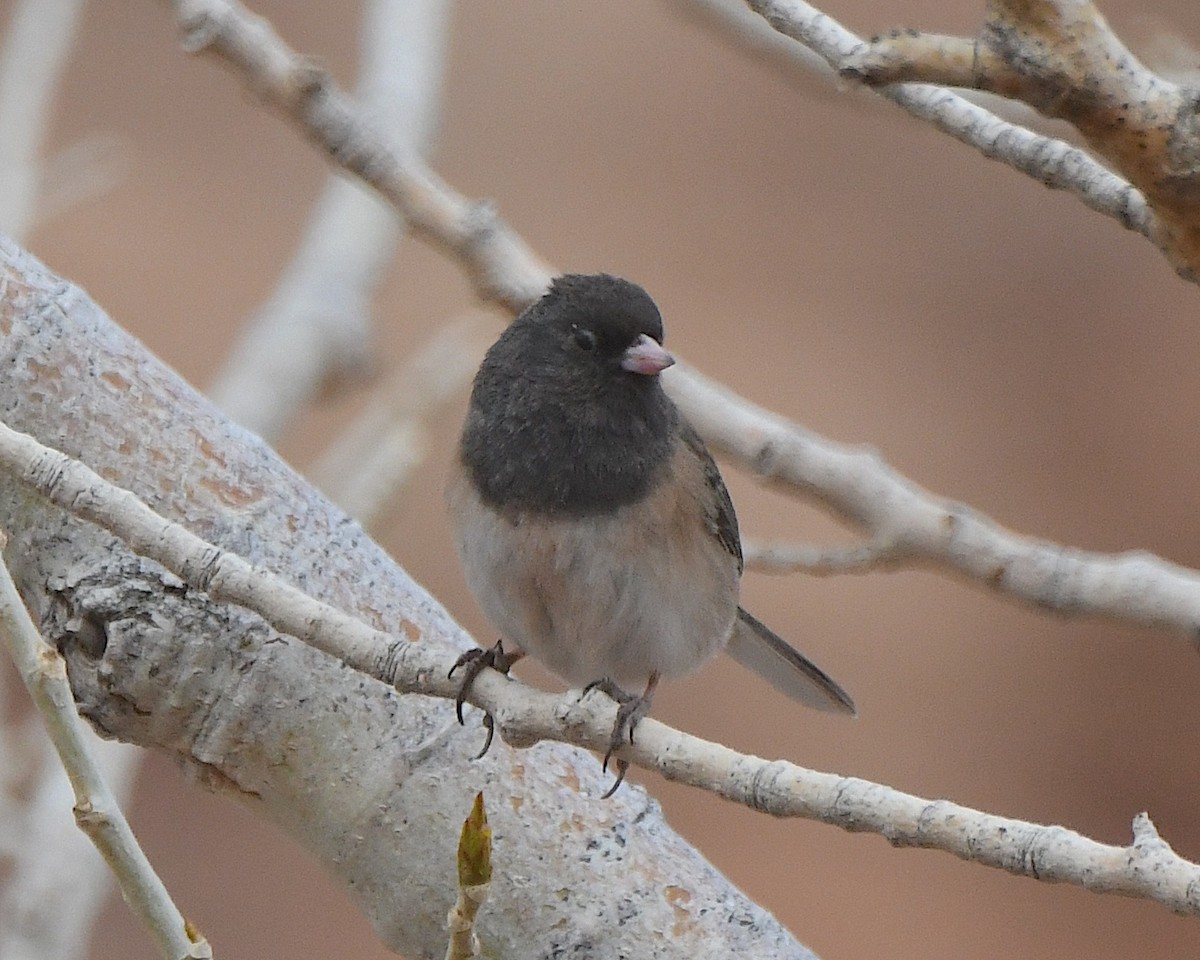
(663, 0, 835, 90)
(0, 237, 819, 959)
(735, 0, 1154, 251)
(669, 364, 1200, 642)
(835, 0, 1200, 279)
(0, 412, 1197, 918)
(208, 0, 454, 440)
(161, 0, 1200, 648)
(0, 535, 212, 960)
(167, 0, 554, 314)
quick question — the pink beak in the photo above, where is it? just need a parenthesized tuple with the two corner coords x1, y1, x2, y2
(621, 334, 675, 375)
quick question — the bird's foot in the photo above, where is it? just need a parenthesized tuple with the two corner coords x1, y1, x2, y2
(448, 639, 523, 759)
(583, 674, 659, 798)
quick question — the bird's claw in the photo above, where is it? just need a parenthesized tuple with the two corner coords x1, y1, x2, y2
(448, 640, 520, 757)
(584, 678, 653, 798)
(474, 713, 496, 761)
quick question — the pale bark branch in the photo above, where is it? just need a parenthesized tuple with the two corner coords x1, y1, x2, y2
(4, 1, 1187, 951)
(735, 0, 1154, 252)
(208, 0, 452, 440)
(156, 0, 1200, 647)
(167, 0, 554, 314)
(0, 536, 212, 960)
(0, 733, 142, 960)
(663, 0, 835, 89)
(0, 405, 1197, 918)
(670, 363, 1200, 640)
(0, 236, 820, 960)
(837, 0, 1200, 278)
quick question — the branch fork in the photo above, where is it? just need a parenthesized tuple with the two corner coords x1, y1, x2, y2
(842, 0, 1200, 276)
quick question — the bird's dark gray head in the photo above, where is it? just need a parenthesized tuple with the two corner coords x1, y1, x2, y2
(531, 272, 665, 354)
(500, 273, 671, 382)
(461, 273, 680, 516)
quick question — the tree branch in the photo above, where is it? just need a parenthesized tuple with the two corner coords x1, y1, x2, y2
(207, 0, 453, 440)
(0, 535, 211, 960)
(669, 364, 1200, 640)
(837, 0, 1200, 279)
(167, 0, 554, 314)
(154, 0, 1200, 649)
(2, 240, 1198, 922)
(0, 235, 823, 960)
(662, 0, 836, 90)
(0, 733, 142, 960)
(733, 0, 1154, 254)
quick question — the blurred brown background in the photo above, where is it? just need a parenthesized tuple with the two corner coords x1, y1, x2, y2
(6, 0, 1200, 957)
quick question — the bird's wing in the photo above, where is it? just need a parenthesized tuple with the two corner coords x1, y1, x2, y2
(679, 421, 743, 574)
(679, 420, 854, 715)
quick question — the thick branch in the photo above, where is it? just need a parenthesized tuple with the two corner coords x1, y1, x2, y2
(2, 241, 1199, 921)
(0, 238, 821, 959)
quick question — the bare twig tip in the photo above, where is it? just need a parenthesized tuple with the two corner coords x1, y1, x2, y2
(292, 59, 328, 100)
(177, 11, 220, 55)
(1131, 812, 1163, 844)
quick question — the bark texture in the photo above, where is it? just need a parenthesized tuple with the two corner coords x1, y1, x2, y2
(0, 236, 818, 959)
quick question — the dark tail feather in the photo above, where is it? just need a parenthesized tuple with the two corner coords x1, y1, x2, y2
(726, 607, 856, 716)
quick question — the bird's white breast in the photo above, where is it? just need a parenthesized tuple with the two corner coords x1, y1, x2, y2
(447, 448, 740, 690)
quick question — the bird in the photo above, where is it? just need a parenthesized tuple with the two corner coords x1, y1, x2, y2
(447, 273, 855, 794)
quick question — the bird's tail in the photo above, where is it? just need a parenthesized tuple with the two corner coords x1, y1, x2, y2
(726, 607, 856, 715)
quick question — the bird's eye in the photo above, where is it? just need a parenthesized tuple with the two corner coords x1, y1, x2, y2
(572, 327, 598, 351)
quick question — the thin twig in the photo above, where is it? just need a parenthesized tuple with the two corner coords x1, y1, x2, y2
(0, 419, 1196, 918)
(737, 0, 1152, 240)
(663, 0, 834, 89)
(0, 533, 212, 960)
(155, 0, 1200, 644)
(0, 734, 143, 960)
(310, 309, 499, 523)
(208, 0, 454, 440)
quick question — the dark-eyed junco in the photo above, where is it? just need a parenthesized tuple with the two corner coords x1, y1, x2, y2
(448, 273, 854, 793)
